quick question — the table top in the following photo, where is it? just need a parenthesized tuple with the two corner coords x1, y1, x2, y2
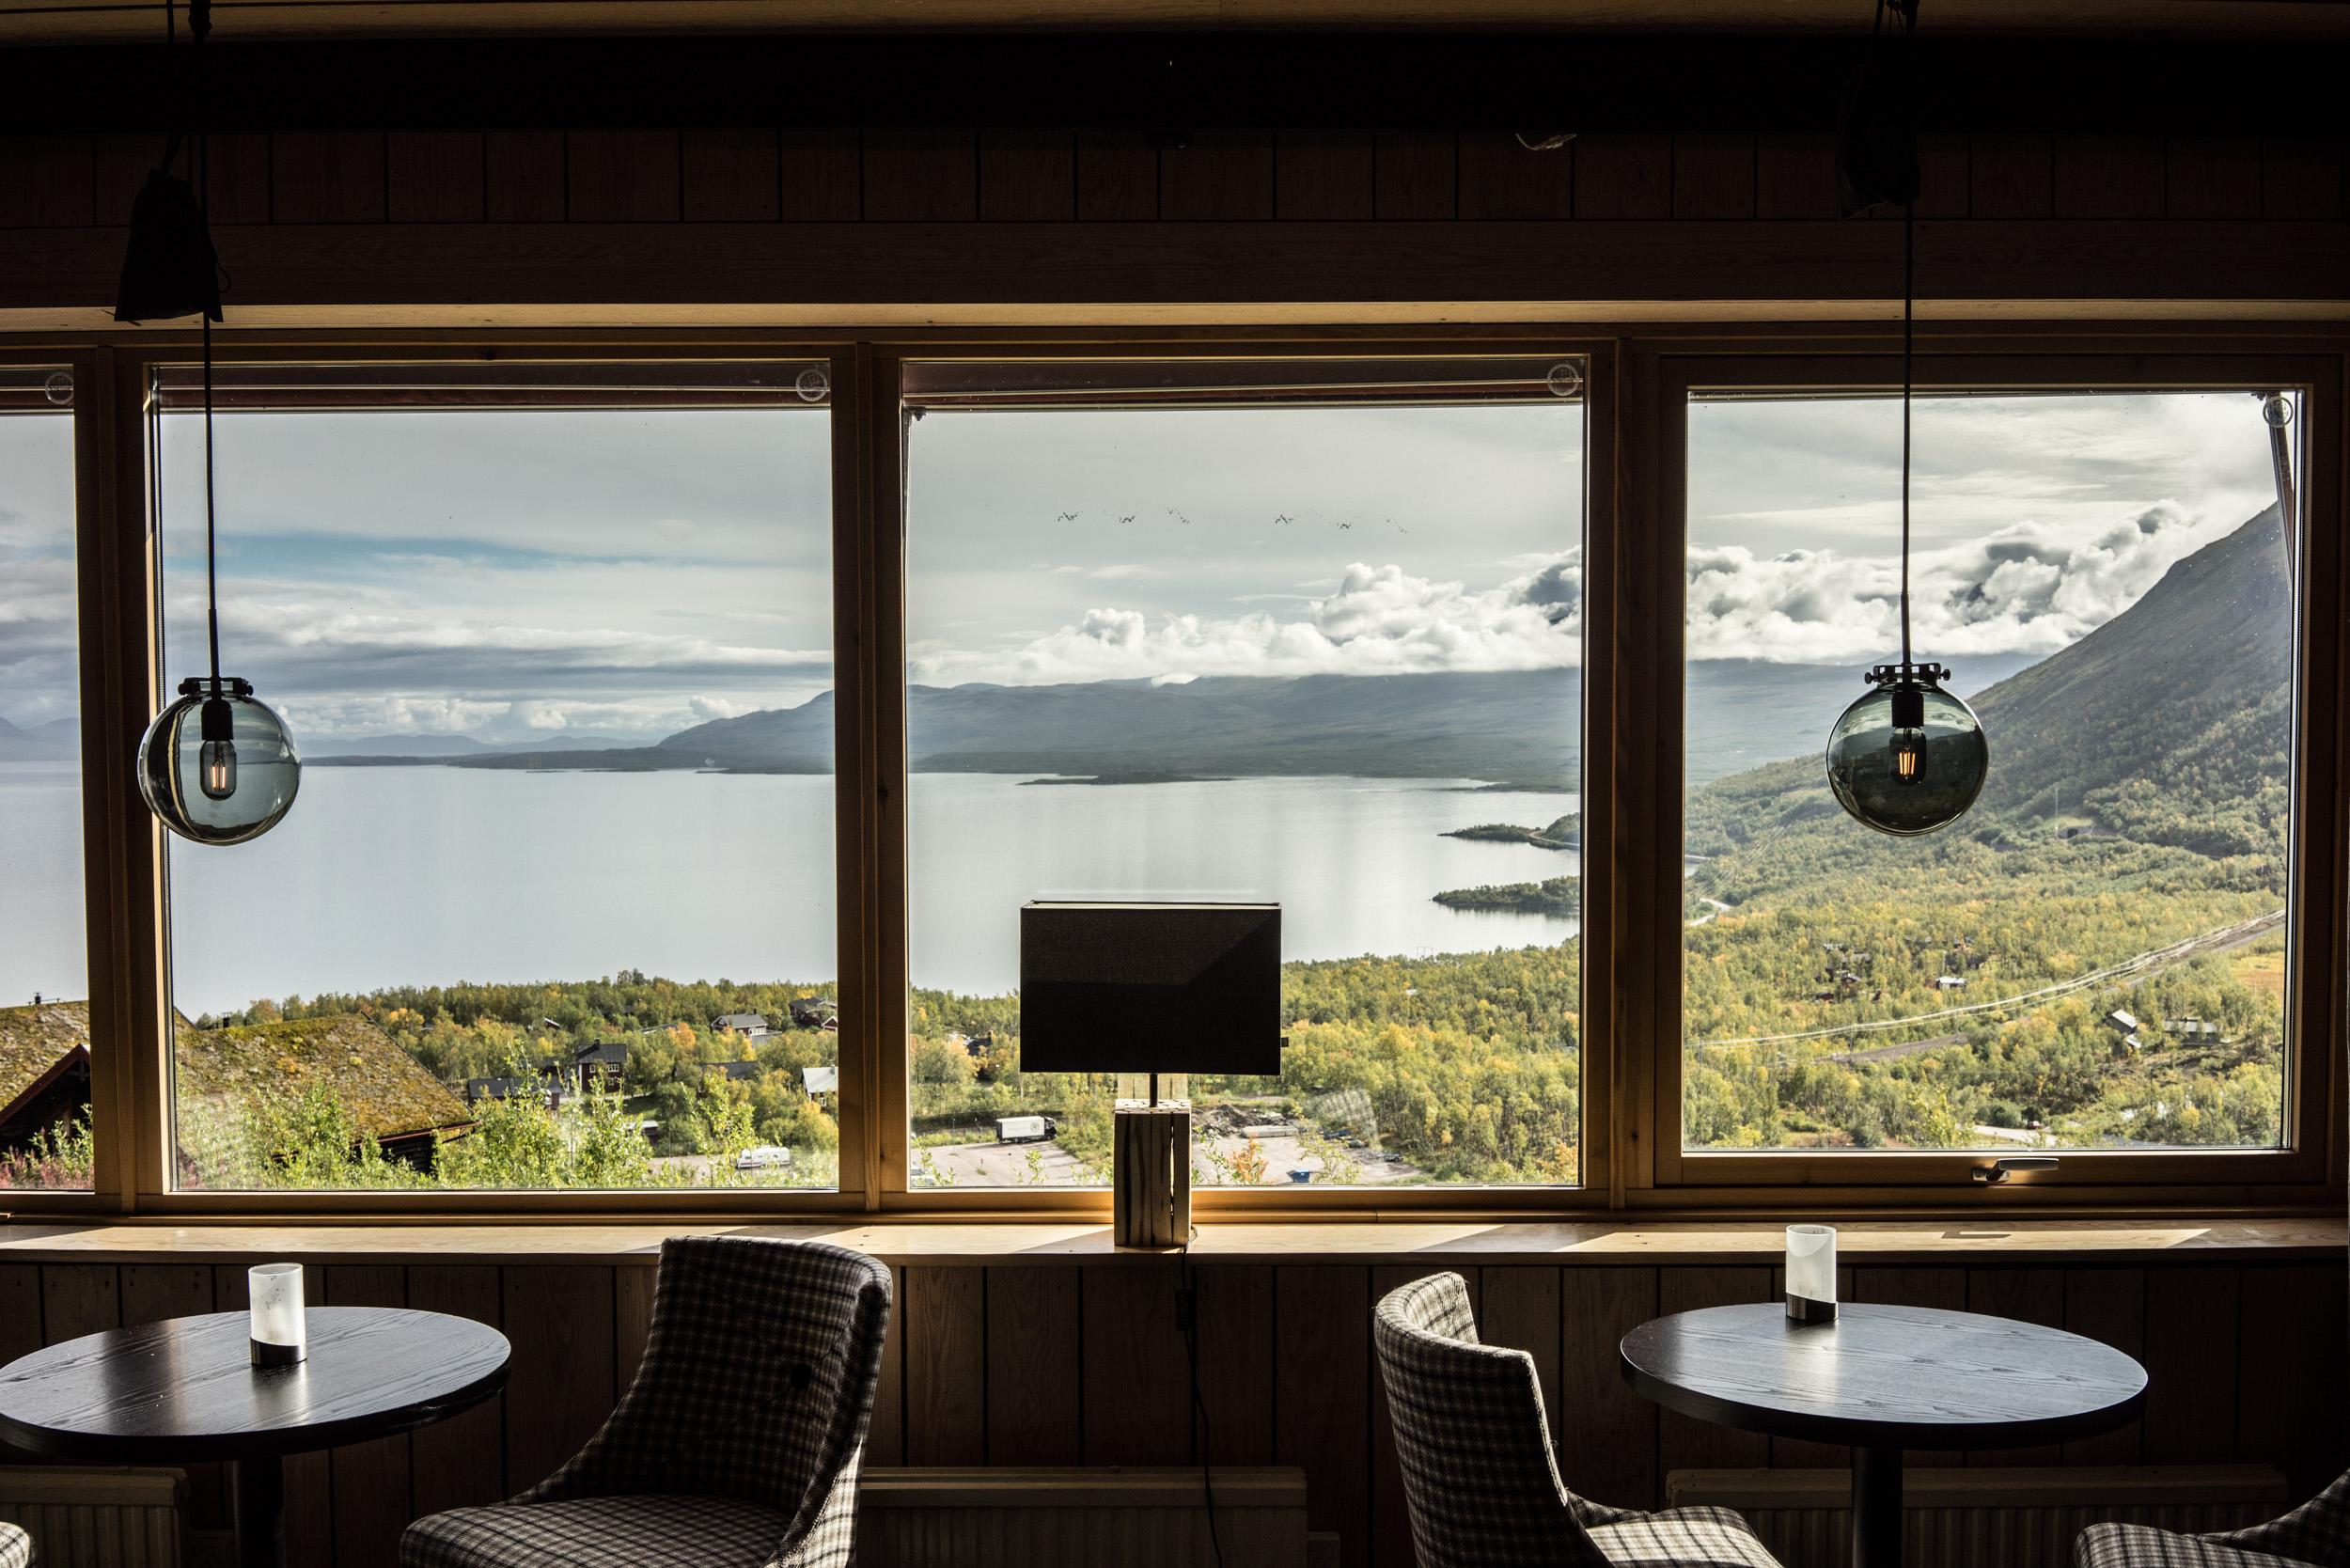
(1619, 1302, 2147, 1451)
(0, 1308, 509, 1465)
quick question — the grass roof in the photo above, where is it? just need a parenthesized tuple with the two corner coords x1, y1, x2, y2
(176, 1015, 473, 1145)
(0, 1000, 92, 1119)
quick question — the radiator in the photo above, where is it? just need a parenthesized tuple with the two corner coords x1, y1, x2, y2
(856, 1466, 1314, 1568)
(0, 1466, 184, 1568)
(1669, 1466, 2289, 1568)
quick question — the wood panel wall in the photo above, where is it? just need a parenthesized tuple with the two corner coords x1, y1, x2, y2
(2, 1255, 2340, 1568)
(5, 128, 2339, 234)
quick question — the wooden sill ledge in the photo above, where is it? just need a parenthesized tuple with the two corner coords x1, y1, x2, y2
(0, 1215, 2337, 1267)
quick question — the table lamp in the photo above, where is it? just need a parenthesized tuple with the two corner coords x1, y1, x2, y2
(1021, 902, 1283, 1248)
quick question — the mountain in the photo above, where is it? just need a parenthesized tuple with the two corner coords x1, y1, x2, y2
(313, 734, 491, 758)
(312, 729, 670, 763)
(1688, 504, 2293, 867)
(0, 716, 79, 763)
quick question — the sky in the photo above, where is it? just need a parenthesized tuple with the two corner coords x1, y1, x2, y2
(0, 384, 2293, 745)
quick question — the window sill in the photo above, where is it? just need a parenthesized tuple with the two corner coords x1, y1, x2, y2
(0, 1215, 2336, 1267)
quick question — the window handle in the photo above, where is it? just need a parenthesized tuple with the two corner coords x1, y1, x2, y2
(1971, 1156, 2059, 1184)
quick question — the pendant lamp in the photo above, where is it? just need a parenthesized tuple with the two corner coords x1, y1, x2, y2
(123, 0, 302, 846)
(1823, 0, 1988, 837)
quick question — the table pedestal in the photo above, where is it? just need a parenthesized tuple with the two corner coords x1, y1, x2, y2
(233, 1454, 285, 1568)
(1852, 1446, 1902, 1568)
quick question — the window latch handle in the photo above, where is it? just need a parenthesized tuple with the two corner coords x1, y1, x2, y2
(1971, 1155, 2059, 1184)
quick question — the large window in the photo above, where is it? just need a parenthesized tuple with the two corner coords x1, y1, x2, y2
(0, 368, 90, 1192)
(1681, 386, 2301, 1158)
(901, 357, 1589, 1189)
(154, 363, 841, 1190)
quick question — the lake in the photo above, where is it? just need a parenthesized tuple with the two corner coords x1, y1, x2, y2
(1, 763, 1579, 1016)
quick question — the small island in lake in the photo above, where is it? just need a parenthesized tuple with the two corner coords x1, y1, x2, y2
(1433, 875, 1580, 916)
(1443, 812, 1578, 850)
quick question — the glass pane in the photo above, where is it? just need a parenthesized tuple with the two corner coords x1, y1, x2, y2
(1682, 388, 2296, 1153)
(904, 356, 1587, 1188)
(0, 368, 92, 1192)
(158, 364, 838, 1189)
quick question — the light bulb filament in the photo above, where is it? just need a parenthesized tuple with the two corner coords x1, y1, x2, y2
(200, 738, 237, 801)
(1891, 729, 1924, 784)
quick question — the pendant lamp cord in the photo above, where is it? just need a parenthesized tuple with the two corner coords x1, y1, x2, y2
(1900, 196, 1914, 671)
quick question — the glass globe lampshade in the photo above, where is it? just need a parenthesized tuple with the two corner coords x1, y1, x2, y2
(137, 676, 301, 844)
(1825, 664, 1988, 837)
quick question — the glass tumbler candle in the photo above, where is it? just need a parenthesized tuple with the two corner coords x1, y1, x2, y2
(248, 1262, 306, 1367)
(1785, 1225, 1837, 1324)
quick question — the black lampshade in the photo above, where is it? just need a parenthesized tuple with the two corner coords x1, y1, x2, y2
(1019, 902, 1282, 1075)
(137, 677, 301, 845)
(1824, 666, 1988, 838)
(115, 169, 224, 325)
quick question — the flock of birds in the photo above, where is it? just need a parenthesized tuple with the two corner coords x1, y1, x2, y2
(1047, 508, 1408, 532)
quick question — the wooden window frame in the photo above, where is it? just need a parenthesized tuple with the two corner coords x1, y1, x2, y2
(0, 322, 2340, 1221)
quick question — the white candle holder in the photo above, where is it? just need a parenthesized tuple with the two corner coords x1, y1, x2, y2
(1786, 1225, 1837, 1324)
(248, 1262, 306, 1368)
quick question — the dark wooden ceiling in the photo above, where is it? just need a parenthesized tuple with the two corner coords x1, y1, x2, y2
(5, 0, 2350, 43)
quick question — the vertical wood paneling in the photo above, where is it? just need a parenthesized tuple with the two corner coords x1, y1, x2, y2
(613, 1264, 656, 1394)
(979, 129, 1076, 221)
(1672, 133, 1754, 221)
(404, 1266, 507, 1516)
(118, 1263, 211, 1325)
(1277, 1267, 1371, 1568)
(1657, 1269, 1769, 1470)
(904, 1265, 986, 1465)
(1195, 1265, 1276, 1466)
(566, 130, 680, 222)
(1277, 131, 1375, 221)
(863, 129, 978, 222)
(2142, 1266, 2239, 1464)
(2061, 1268, 2145, 1466)
(2052, 134, 2166, 219)
(1373, 130, 1454, 220)
(1369, 1266, 1471, 1568)
(216, 1264, 333, 1566)
(1753, 133, 1838, 220)
(867, 1264, 907, 1466)
(984, 1267, 1081, 1465)
(2168, 136, 2263, 219)
(1458, 132, 1572, 220)
(484, 130, 566, 222)
(2237, 1263, 2349, 1497)
(682, 129, 781, 222)
(1970, 133, 2054, 218)
(200, 133, 274, 225)
(499, 1266, 615, 1492)
(91, 133, 154, 225)
(1080, 1265, 1189, 1466)
(1574, 134, 1671, 221)
(1911, 133, 1972, 218)
(0, 1267, 42, 1463)
(1558, 1267, 1660, 1510)
(41, 1263, 120, 1341)
(1076, 130, 1158, 221)
(0, 133, 95, 228)
(776, 129, 861, 221)
(385, 131, 485, 223)
(1964, 1268, 2065, 1465)
(2262, 138, 2344, 220)
(326, 1267, 411, 1568)
(1160, 131, 1277, 221)
(272, 132, 385, 224)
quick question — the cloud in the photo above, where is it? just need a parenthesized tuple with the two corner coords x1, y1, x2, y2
(1684, 502, 2220, 664)
(911, 553, 1585, 684)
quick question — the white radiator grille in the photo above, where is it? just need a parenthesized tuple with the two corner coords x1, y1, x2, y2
(1669, 1466, 2288, 1568)
(856, 1466, 1310, 1568)
(0, 1466, 184, 1568)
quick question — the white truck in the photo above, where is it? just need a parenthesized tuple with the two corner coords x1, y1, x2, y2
(995, 1115, 1058, 1144)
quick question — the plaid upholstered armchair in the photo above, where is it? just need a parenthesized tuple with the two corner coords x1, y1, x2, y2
(1374, 1273, 1784, 1568)
(402, 1236, 892, 1568)
(0, 1518, 27, 1568)
(2077, 1472, 2350, 1568)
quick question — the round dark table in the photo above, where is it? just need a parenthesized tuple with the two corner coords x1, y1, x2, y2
(1620, 1303, 2146, 1568)
(0, 1307, 509, 1568)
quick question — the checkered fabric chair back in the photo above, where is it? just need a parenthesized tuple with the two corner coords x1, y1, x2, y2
(1374, 1273, 1614, 1568)
(524, 1237, 892, 1534)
